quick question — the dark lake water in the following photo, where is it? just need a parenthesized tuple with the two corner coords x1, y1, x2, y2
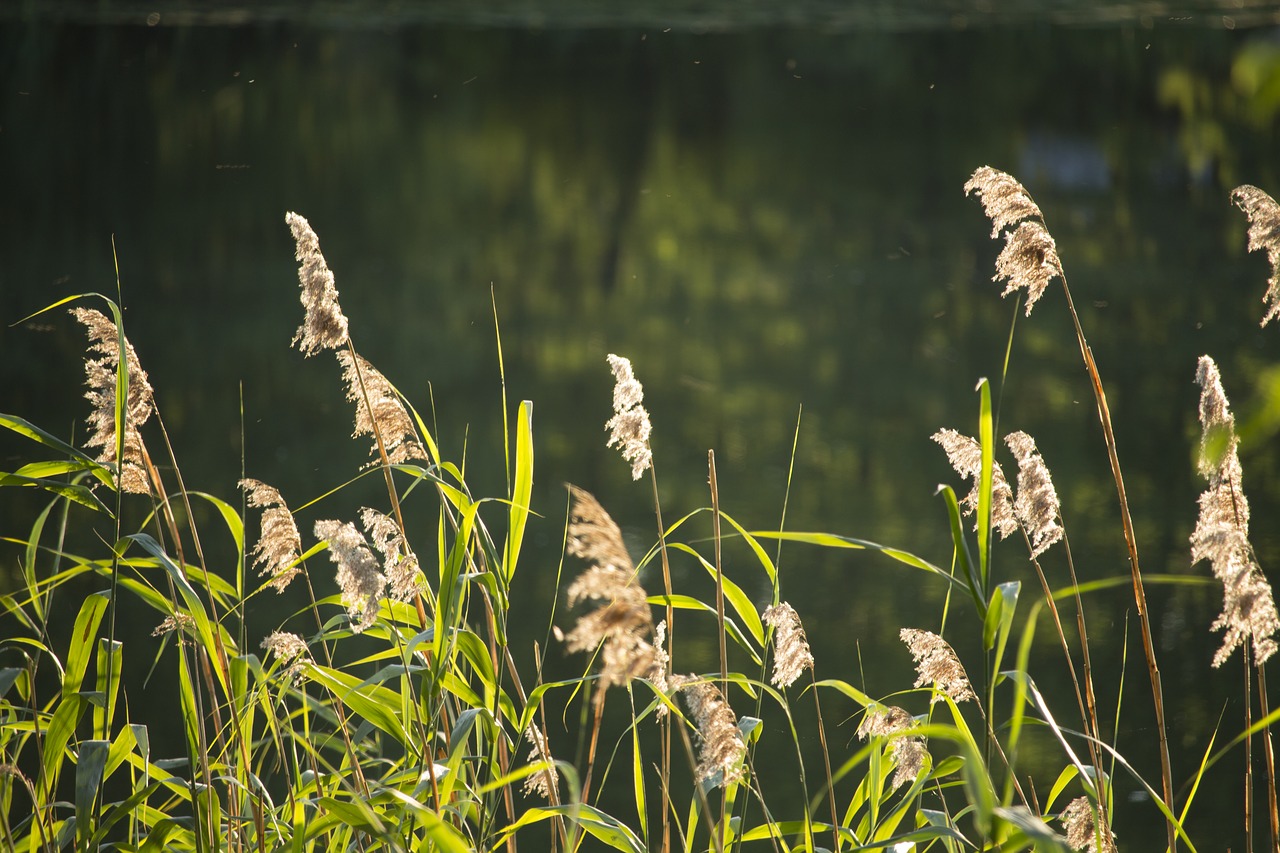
(4, 4, 1280, 847)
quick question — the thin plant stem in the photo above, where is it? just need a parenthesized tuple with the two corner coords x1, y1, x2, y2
(707, 451, 729, 837)
(1256, 663, 1279, 852)
(647, 462, 674, 853)
(1057, 274, 1175, 849)
(807, 670, 840, 853)
(1247, 643, 1255, 853)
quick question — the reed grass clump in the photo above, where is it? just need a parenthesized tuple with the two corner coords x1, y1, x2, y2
(2, 176, 1280, 853)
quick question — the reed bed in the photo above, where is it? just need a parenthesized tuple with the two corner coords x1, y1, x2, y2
(1, 173, 1279, 852)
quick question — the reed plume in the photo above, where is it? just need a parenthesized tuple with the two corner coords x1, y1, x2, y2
(1230, 185, 1280, 327)
(856, 705, 926, 789)
(261, 631, 311, 684)
(286, 212, 350, 355)
(360, 507, 423, 603)
(900, 628, 975, 703)
(1061, 796, 1118, 853)
(762, 602, 814, 688)
(240, 478, 302, 593)
(964, 168, 1063, 315)
(72, 307, 155, 495)
(521, 726, 559, 800)
(932, 427, 1017, 539)
(1192, 356, 1279, 666)
(313, 519, 386, 633)
(604, 354, 653, 480)
(337, 351, 428, 466)
(1005, 431, 1063, 559)
(670, 676, 746, 786)
(563, 486, 664, 700)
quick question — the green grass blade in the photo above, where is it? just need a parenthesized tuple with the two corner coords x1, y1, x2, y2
(976, 377, 994, 594)
(503, 399, 534, 585)
(75, 739, 111, 849)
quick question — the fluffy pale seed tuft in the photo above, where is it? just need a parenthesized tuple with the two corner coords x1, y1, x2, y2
(261, 631, 311, 684)
(1061, 796, 1118, 853)
(762, 602, 814, 688)
(566, 485, 634, 572)
(72, 307, 156, 495)
(1005, 431, 1064, 558)
(932, 428, 1016, 539)
(314, 519, 386, 633)
(1192, 357, 1280, 666)
(337, 351, 428, 466)
(994, 221, 1062, 316)
(286, 212, 350, 354)
(856, 706, 926, 789)
(562, 487, 661, 702)
(604, 354, 653, 479)
(360, 507, 424, 603)
(240, 478, 303, 593)
(1230, 185, 1280, 327)
(900, 628, 975, 703)
(670, 676, 746, 786)
(522, 726, 559, 800)
(964, 166, 1045, 237)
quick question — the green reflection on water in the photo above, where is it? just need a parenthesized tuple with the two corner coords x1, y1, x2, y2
(3, 16, 1280, 847)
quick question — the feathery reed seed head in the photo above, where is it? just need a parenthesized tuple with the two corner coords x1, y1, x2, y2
(604, 354, 653, 479)
(932, 428, 1016, 539)
(72, 307, 155, 495)
(900, 628, 975, 703)
(994, 221, 1062, 316)
(521, 726, 560, 800)
(240, 478, 303, 592)
(671, 676, 746, 786)
(314, 519, 386, 633)
(337, 351, 428, 466)
(360, 507, 423, 603)
(286, 212, 350, 354)
(964, 167, 1062, 315)
(762, 602, 814, 688)
(856, 705, 926, 789)
(1061, 796, 1118, 853)
(563, 487, 662, 701)
(1230, 184, 1280, 326)
(1005, 431, 1064, 558)
(1192, 356, 1280, 666)
(261, 631, 311, 684)
(964, 166, 1045, 237)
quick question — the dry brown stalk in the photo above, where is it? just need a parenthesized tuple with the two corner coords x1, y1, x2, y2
(966, 166, 1175, 848)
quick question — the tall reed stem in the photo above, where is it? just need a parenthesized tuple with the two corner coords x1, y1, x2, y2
(1058, 278, 1175, 849)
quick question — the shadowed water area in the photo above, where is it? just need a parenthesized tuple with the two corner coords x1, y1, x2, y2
(4, 3, 1280, 847)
